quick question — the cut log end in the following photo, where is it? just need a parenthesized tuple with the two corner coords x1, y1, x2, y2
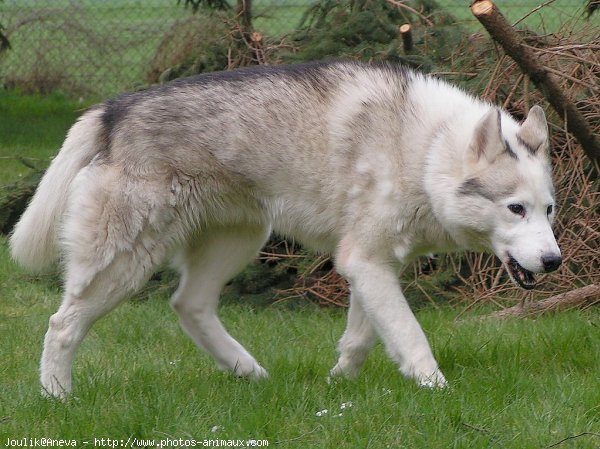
(471, 0, 494, 17)
(251, 31, 263, 44)
(399, 23, 413, 53)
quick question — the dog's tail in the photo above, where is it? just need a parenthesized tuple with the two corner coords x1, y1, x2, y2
(9, 107, 106, 272)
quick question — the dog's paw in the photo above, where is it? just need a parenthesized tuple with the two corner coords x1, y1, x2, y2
(230, 359, 269, 380)
(329, 360, 360, 379)
(416, 369, 448, 389)
(41, 384, 70, 400)
(248, 364, 269, 380)
(40, 375, 72, 400)
(400, 359, 448, 389)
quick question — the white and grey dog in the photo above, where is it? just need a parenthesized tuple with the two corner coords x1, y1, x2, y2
(10, 61, 561, 397)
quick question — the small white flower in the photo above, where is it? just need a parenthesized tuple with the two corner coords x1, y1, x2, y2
(340, 401, 353, 410)
(211, 425, 222, 433)
(169, 359, 181, 366)
(315, 409, 328, 417)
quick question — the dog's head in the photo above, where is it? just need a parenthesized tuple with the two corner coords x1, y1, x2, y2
(456, 106, 561, 289)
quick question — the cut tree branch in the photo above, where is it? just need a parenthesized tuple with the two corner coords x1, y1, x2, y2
(485, 284, 600, 319)
(399, 24, 413, 53)
(471, 0, 600, 174)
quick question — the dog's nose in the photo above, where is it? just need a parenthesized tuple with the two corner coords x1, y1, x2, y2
(541, 254, 562, 272)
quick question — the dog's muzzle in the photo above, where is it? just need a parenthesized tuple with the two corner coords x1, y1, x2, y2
(505, 253, 562, 290)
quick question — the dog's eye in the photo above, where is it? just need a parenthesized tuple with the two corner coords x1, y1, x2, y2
(507, 204, 525, 216)
(547, 205, 553, 215)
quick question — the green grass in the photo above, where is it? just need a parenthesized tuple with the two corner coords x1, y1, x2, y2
(0, 0, 191, 99)
(0, 91, 87, 185)
(1, 237, 599, 448)
(1, 85, 599, 449)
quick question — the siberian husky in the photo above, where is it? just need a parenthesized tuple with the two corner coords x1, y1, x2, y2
(10, 61, 561, 397)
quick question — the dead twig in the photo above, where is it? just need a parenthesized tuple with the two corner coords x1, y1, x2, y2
(512, 0, 558, 27)
(544, 432, 600, 449)
(385, 0, 434, 26)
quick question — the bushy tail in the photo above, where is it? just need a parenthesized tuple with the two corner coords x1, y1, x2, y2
(9, 108, 105, 272)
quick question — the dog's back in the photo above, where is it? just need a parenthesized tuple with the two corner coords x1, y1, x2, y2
(86, 61, 431, 251)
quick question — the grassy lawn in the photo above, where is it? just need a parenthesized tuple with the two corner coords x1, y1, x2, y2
(0, 91, 86, 185)
(0, 91, 599, 448)
(1, 236, 599, 448)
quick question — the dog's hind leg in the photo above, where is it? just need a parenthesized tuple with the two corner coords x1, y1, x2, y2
(330, 292, 377, 378)
(40, 168, 171, 397)
(41, 251, 157, 398)
(171, 224, 270, 379)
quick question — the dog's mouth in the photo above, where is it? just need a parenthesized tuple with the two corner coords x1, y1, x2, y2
(505, 255, 536, 290)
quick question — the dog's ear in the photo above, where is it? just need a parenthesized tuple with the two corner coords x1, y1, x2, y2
(468, 109, 505, 165)
(517, 105, 549, 157)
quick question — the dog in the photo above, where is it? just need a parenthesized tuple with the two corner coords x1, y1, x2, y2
(10, 61, 561, 397)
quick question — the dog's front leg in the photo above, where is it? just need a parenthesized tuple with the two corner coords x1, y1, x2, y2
(335, 245, 447, 388)
(330, 292, 377, 378)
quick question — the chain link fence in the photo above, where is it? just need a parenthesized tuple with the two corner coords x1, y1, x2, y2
(0, 0, 592, 99)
